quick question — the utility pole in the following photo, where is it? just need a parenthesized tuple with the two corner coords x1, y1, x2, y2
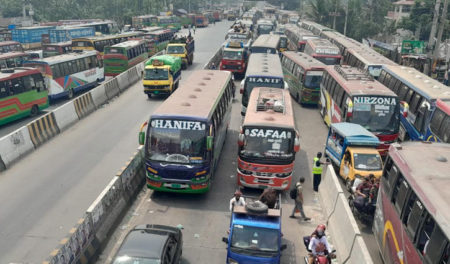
(428, 0, 441, 50)
(333, 0, 339, 29)
(343, 0, 349, 36)
(433, 0, 448, 72)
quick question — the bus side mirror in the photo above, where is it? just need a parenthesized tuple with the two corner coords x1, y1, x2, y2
(284, 81, 289, 90)
(139, 131, 145, 145)
(238, 133, 245, 146)
(400, 101, 409, 118)
(207, 136, 214, 151)
(294, 138, 300, 152)
(222, 237, 229, 244)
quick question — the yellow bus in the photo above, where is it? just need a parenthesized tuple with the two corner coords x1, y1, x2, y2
(72, 32, 142, 55)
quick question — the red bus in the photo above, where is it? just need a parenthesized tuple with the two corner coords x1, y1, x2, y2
(373, 142, 450, 264)
(304, 38, 341, 65)
(320, 65, 400, 156)
(195, 15, 209, 27)
(0, 52, 29, 69)
(220, 40, 247, 75)
(0, 41, 23, 53)
(284, 24, 316, 52)
(237, 87, 300, 190)
(42, 42, 72, 58)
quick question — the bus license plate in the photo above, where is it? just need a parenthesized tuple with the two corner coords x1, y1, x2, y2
(164, 183, 187, 189)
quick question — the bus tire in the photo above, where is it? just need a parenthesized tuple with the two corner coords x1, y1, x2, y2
(30, 105, 39, 117)
(68, 89, 74, 99)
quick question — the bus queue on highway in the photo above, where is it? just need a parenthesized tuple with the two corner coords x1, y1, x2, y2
(0, 3, 449, 264)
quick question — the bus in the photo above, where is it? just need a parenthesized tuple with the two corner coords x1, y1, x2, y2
(378, 65, 450, 142)
(138, 70, 234, 193)
(42, 42, 72, 58)
(0, 52, 29, 69)
(0, 67, 48, 126)
(237, 88, 300, 190)
(320, 30, 364, 56)
(132, 15, 157, 28)
(104, 39, 148, 77)
(71, 32, 142, 55)
(152, 16, 182, 31)
(255, 19, 275, 37)
(429, 99, 450, 143)
(23, 51, 104, 100)
(250, 34, 280, 54)
(141, 29, 174, 56)
(0, 41, 23, 53)
(320, 65, 400, 156)
(281, 51, 325, 104)
(299, 20, 333, 36)
(71, 20, 119, 35)
(195, 15, 209, 27)
(241, 53, 286, 116)
(304, 38, 341, 65)
(284, 24, 316, 52)
(342, 46, 397, 78)
(373, 142, 450, 264)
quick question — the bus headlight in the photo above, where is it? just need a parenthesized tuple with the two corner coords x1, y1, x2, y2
(239, 169, 252, 175)
(275, 172, 291, 178)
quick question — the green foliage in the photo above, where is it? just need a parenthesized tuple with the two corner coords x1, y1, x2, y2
(0, 0, 23, 18)
(396, 0, 437, 40)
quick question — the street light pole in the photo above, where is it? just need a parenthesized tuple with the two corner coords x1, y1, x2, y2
(343, 0, 348, 35)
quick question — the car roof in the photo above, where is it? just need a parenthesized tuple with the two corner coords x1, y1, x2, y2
(116, 228, 169, 259)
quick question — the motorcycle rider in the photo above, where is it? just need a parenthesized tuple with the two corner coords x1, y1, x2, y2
(308, 225, 332, 264)
(354, 174, 375, 212)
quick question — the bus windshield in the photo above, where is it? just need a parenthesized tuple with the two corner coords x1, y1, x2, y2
(304, 71, 323, 89)
(250, 47, 277, 54)
(231, 225, 278, 254)
(167, 46, 184, 54)
(105, 48, 123, 54)
(258, 25, 273, 33)
(148, 120, 207, 164)
(315, 56, 339, 65)
(73, 41, 93, 47)
(243, 78, 283, 106)
(240, 127, 294, 160)
(353, 153, 382, 171)
(223, 50, 243, 60)
(145, 68, 169, 80)
(350, 96, 400, 134)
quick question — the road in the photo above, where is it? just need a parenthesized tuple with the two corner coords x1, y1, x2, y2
(0, 21, 232, 263)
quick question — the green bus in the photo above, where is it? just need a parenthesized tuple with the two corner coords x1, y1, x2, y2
(104, 39, 149, 77)
(0, 68, 48, 126)
(281, 51, 326, 105)
(151, 16, 181, 31)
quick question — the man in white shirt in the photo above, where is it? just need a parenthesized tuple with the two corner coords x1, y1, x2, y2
(308, 226, 332, 264)
(229, 190, 246, 211)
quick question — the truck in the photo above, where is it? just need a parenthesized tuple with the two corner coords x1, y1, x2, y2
(324, 122, 383, 190)
(220, 40, 248, 76)
(143, 55, 182, 98)
(222, 195, 287, 263)
(166, 37, 194, 70)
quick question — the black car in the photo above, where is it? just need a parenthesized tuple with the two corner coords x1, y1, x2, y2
(112, 224, 183, 264)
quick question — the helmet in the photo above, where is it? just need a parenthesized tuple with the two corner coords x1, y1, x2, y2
(234, 190, 242, 196)
(317, 224, 326, 231)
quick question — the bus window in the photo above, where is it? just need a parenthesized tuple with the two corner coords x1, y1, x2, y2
(424, 226, 447, 263)
(21, 75, 34, 91)
(414, 104, 428, 134)
(0, 81, 8, 98)
(409, 94, 422, 114)
(402, 191, 416, 225)
(417, 216, 435, 255)
(398, 84, 409, 101)
(11, 78, 23, 94)
(405, 89, 414, 104)
(406, 199, 425, 241)
(392, 175, 409, 214)
(439, 117, 450, 143)
(430, 109, 445, 134)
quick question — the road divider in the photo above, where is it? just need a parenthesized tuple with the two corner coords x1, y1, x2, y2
(90, 83, 108, 108)
(104, 78, 120, 99)
(27, 113, 60, 148)
(53, 101, 79, 131)
(44, 146, 145, 264)
(73, 92, 96, 119)
(319, 165, 374, 264)
(0, 126, 35, 170)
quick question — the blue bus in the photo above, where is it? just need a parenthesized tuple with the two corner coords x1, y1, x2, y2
(240, 53, 286, 116)
(378, 65, 450, 142)
(138, 70, 234, 193)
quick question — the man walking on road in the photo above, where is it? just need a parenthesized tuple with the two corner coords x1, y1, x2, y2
(290, 177, 311, 221)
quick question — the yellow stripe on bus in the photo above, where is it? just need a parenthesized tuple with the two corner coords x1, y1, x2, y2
(426, 135, 437, 142)
(382, 220, 404, 264)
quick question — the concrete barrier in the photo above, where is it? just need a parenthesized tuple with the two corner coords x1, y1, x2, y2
(27, 113, 60, 148)
(319, 165, 344, 218)
(116, 71, 130, 92)
(204, 46, 222, 69)
(117, 146, 145, 202)
(344, 236, 373, 264)
(0, 126, 34, 171)
(53, 101, 79, 131)
(90, 83, 108, 108)
(104, 78, 120, 99)
(73, 92, 96, 119)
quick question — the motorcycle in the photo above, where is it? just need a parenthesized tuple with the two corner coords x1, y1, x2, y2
(302, 236, 336, 264)
(348, 184, 377, 224)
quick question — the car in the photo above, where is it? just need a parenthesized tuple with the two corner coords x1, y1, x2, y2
(112, 224, 183, 264)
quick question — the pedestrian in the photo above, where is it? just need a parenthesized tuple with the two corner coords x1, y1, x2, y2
(290, 177, 311, 221)
(312, 152, 327, 194)
(229, 190, 245, 211)
(445, 67, 450, 86)
(193, 25, 196, 34)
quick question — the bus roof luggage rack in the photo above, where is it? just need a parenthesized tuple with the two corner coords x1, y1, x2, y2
(334, 65, 373, 81)
(256, 88, 285, 113)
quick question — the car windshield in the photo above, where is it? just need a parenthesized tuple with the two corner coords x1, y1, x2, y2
(223, 50, 243, 60)
(167, 46, 184, 54)
(231, 225, 278, 253)
(242, 78, 283, 106)
(350, 96, 400, 134)
(145, 68, 169, 80)
(113, 256, 161, 264)
(147, 119, 207, 164)
(304, 71, 323, 89)
(353, 153, 382, 171)
(240, 127, 294, 159)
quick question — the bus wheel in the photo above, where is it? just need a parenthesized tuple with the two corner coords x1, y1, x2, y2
(296, 92, 300, 103)
(30, 105, 39, 117)
(68, 89, 74, 99)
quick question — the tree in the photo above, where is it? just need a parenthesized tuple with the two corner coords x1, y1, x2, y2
(0, 0, 23, 18)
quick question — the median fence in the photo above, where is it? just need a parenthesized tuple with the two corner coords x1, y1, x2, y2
(0, 51, 161, 172)
(39, 50, 217, 263)
(319, 165, 374, 263)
